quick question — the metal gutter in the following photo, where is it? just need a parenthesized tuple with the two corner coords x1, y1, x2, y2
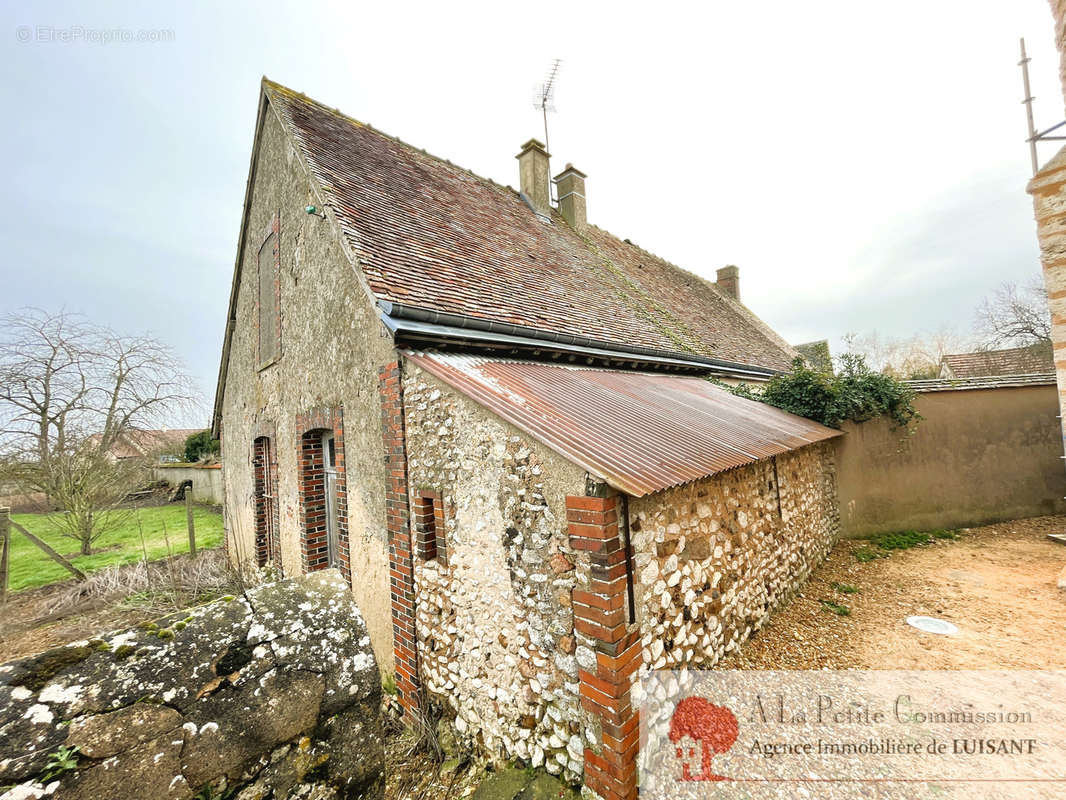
(378, 300, 779, 380)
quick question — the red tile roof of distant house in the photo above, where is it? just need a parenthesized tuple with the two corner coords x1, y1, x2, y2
(938, 345, 1053, 379)
(96, 429, 202, 460)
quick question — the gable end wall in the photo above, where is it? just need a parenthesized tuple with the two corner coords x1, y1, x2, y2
(220, 104, 398, 671)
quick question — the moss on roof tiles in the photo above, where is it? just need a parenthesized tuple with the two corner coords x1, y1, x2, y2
(262, 77, 798, 371)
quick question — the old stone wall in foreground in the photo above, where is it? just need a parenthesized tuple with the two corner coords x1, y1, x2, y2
(0, 570, 382, 800)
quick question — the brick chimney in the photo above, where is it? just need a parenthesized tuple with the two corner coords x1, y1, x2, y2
(516, 139, 551, 217)
(716, 265, 740, 301)
(554, 163, 587, 229)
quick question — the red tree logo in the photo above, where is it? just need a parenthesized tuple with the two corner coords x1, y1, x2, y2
(668, 696, 739, 781)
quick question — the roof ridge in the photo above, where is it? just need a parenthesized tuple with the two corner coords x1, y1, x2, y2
(584, 224, 798, 359)
(944, 343, 1048, 358)
(261, 77, 520, 198)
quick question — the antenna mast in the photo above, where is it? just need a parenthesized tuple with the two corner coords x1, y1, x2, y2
(1021, 38, 1040, 175)
(533, 58, 562, 155)
(1019, 37, 1066, 176)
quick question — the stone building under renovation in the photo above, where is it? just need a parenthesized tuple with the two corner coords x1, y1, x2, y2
(213, 78, 841, 800)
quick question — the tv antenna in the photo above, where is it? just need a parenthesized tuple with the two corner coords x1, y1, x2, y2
(533, 58, 562, 156)
(1019, 37, 1066, 175)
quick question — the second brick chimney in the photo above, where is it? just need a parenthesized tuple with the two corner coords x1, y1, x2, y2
(516, 139, 551, 218)
(554, 163, 587, 229)
(716, 265, 740, 301)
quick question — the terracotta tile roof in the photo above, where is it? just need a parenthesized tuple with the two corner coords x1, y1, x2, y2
(406, 352, 841, 497)
(938, 345, 1053, 379)
(263, 79, 797, 372)
(93, 429, 202, 460)
(906, 374, 1056, 392)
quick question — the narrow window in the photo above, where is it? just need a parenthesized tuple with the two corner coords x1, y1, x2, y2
(620, 495, 636, 624)
(258, 229, 279, 366)
(322, 431, 340, 568)
(414, 493, 446, 564)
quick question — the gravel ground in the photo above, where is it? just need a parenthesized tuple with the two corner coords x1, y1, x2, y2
(720, 515, 1066, 670)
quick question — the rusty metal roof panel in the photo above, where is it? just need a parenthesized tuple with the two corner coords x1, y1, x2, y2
(405, 352, 842, 497)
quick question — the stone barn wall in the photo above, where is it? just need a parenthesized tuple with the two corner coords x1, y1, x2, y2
(401, 365, 599, 783)
(629, 441, 839, 673)
(1028, 1, 1066, 463)
(0, 571, 383, 800)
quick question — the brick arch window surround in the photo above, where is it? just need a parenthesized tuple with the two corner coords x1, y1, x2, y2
(252, 435, 281, 572)
(296, 407, 350, 583)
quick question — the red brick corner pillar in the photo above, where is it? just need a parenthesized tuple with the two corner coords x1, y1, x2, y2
(1028, 147, 1066, 461)
(568, 493, 641, 800)
(379, 360, 419, 717)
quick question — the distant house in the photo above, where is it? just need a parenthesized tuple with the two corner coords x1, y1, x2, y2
(212, 78, 841, 796)
(938, 344, 1053, 379)
(93, 428, 201, 463)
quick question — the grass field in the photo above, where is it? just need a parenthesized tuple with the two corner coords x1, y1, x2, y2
(5, 504, 224, 593)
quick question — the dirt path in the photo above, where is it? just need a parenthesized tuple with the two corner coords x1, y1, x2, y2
(721, 515, 1066, 670)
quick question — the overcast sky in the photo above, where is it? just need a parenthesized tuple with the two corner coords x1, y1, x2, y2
(2, 1, 1064, 421)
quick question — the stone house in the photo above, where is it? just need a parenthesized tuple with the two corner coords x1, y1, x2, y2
(213, 78, 841, 799)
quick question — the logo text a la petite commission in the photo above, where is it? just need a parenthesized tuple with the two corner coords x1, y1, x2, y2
(749, 694, 1033, 725)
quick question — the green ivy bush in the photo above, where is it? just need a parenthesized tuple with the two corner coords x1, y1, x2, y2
(184, 429, 221, 462)
(722, 354, 921, 431)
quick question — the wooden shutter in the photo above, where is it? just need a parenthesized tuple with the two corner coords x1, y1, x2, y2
(258, 231, 278, 365)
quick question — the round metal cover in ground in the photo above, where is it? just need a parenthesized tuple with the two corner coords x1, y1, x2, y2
(906, 616, 958, 635)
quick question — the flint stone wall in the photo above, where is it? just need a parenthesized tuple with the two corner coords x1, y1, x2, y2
(0, 570, 383, 800)
(630, 441, 839, 675)
(402, 366, 598, 783)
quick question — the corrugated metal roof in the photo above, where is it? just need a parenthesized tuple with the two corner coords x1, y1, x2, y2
(405, 352, 842, 497)
(906, 373, 1057, 392)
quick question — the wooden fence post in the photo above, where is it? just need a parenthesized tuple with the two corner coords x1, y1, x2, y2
(0, 507, 10, 604)
(9, 519, 85, 581)
(185, 488, 197, 557)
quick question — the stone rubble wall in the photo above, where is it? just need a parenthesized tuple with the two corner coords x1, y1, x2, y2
(0, 571, 383, 800)
(402, 366, 599, 783)
(629, 441, 839, 675)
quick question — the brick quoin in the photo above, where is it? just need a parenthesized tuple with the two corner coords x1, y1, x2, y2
(568, 492, 640, 800)
(379, 360, 420, 718)
(296, 406, 351, 583)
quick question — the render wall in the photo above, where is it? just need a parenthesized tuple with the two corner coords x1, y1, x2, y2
(219, 104, 397, 670)
(629, 441, 839, 672)
(402, 365, 598, 782)
(152, 465, 223, 505)
(837, 385, 1066, 537)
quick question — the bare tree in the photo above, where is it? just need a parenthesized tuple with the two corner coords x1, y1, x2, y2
(974, 279, 1052, 348)
(0, 309, 197, 554)
(842, 328, 973, 380)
